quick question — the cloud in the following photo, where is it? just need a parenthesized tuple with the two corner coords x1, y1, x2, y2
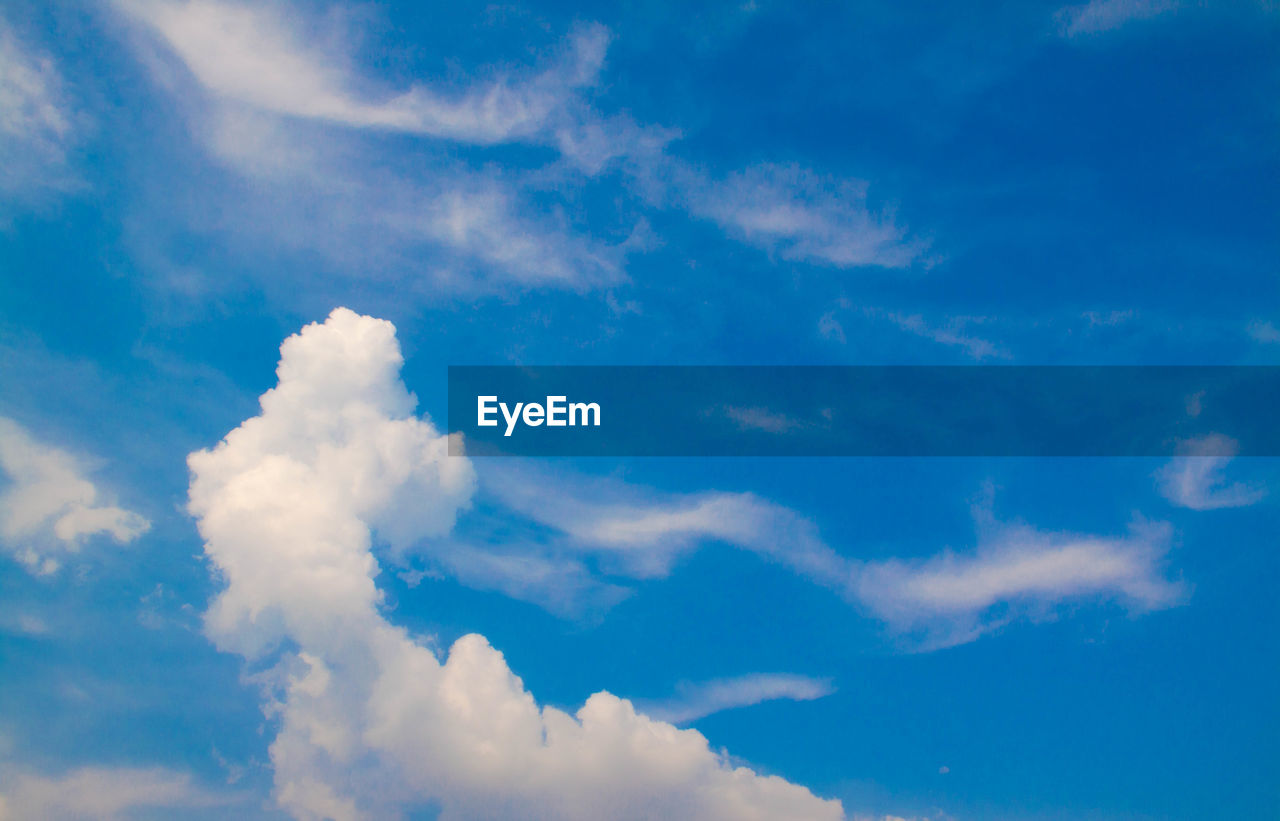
(638, 674, 835, 725)
(723, 405, 805, 434)
(854, 514, 1186, 648)
(409, 539, 634, 618)
(0, 15, 81, 216)
(112, 1, 630, 292)
(187, 308, 843, 820)
(1156, 433, 1266, 511)
(114, 0, 673, 181)
(483, 464, 854, 584)
(688, 164, 923, 269)
(0, 765, 231, 820)
(1247, 320, 1280, 344)
(113, 1, 924, 293)
(0, 417, 150, 575)
(881, 311, 1009, 360)
(116, 0, 608, 144)
(819, 311, 847, 343)
(1055, 0, 1179, 37)
(477, 464, 1186, 650)
(1082, 309, 1135, 328)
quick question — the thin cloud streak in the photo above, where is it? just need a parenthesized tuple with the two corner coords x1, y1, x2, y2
(638, 674, 836, 725)
(1055, 0, 1179, 37)
(474, 463, 1187, 649)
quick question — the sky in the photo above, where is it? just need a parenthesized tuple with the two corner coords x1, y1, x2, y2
(0, 0, 1277, 819)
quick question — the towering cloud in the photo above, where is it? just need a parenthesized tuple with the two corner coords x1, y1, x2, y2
(187, 308, 843, 820)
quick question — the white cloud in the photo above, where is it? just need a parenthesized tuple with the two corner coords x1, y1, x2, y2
(411, 539, 633, 618)
(479, 464, 1187, 649)
(1156, 433, 1266, 511)
(113, 1, 923, 289)
(112, 1, 630, 292)
(483, 464, 854, 584)
(1055, 0, 1179, 37)
(117, 0, 673, 178)
(0, 417, 150, 575)
(723, 405, 805, 434)
(163, 83, 625, 291)
(0, 16, 80, 214)
(0, 765, 230, 820)
(882, 311, 1009, 360)
(689, 164, 923, 269)
(116, 0, 608, 144)
(819, 311, 847, 343)
(854, 515, 1186, 648)
(638, 674, 835, 725)
(187, 308, 843, 820)
(1082, 309, 1135, 328)
(1247, 320, 1280, 344)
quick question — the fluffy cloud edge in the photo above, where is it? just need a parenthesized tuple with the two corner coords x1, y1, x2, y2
(0, 416, 150, 575)
(186, 307, 845, 820)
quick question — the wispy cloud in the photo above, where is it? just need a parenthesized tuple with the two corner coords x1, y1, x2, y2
(1156, 433, 1266, 511)
(1082, 309, 1135, 328)
(723, 405, 806, 434)
(112, 1, 633, 292)
(408, 539, 633, 618)
(112, 0, 925, 296)
(1055, 0, 1179, 37)
(116, 0, 609, 144)
(882, 311, 1010, 360)
(1248, 320, 1280, 345)
(688, 164, 923, 269)
(0, 417, 149, 576)
(0, 765, 235, 820)
(854, 512, 1186, 649)
(0, 15, 81, 216)
(475, 464, 1186, 650)
(482, 463, 852, 583)
(818, 311, 847, 343)
(637, 673, 835, 725)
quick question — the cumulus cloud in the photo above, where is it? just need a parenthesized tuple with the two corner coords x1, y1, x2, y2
(638, 674, 835, 725)
(0, 417, 149, 575)
(688, 164, 923, 269)
(0, 765, 231, 820)
(1156, 433, 1266, 511)
(1055, 0, 1179, 37)
(0, 16, 80, 215)
(187, 308, 843, 820)
(854, 514, 1186, 648)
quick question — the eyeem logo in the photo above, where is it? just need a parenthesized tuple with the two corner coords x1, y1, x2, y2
(477, 395, 601, 436)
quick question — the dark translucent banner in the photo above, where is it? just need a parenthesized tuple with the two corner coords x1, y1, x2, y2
(446, 366, 1280, 457)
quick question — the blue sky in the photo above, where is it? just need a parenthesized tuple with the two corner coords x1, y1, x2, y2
(0, 1, 1277, 819)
